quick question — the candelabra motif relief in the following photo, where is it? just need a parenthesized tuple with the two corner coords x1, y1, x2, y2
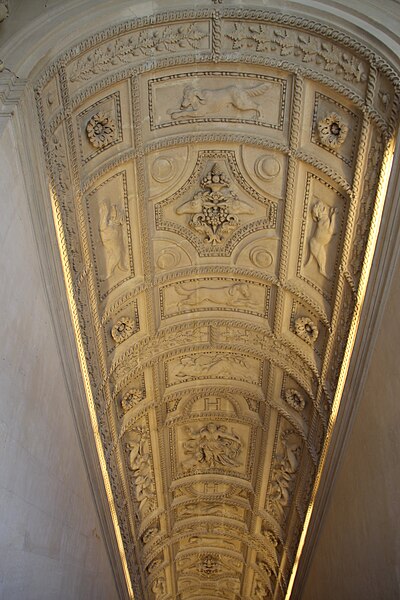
(176, 163, 254, 245)
(124, 425, 156, 515)
(267, 431, 302, 521)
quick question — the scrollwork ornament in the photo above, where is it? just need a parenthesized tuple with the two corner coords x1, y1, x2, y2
(86, 112, 116, 148)
(121, 388, 144, 412)
(317, 112, 348, 149)
(294, 316, 319, 344)
(111, 316, 135, 344)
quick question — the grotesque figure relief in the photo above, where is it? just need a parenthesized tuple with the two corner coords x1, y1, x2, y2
(173, 281, 255, 310)
(183, 423, 242, 469)
(267, 432, 302, 520)
(176, 163, 254, 245)
(125, 426, 156, 513)
(169, 82, 271, 120)
(151, 576, 167, 598)
(305, 199, 337, 279)
(98, 201, 129, 280)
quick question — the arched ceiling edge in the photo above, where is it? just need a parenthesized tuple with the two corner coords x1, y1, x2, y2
(25, 6, 400, 600)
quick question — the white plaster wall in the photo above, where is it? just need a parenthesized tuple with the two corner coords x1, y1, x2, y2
(301, 254, 400, 599)
(0, 118, 119, 599)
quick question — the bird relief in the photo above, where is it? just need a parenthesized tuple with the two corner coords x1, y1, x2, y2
(176, 163, 254, 245)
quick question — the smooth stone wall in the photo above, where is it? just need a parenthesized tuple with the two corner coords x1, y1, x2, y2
(0, 119, 119, 599)
(301, 253, 400, 600)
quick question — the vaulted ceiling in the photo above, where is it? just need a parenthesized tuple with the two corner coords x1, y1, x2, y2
(33, 7, 399, 600)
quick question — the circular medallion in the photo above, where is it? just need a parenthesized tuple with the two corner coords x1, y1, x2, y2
(250, 247, 273, 269)
(156, 248, 181, 270)
(151, 156, 176, 183)
(255, 155, 281, 181)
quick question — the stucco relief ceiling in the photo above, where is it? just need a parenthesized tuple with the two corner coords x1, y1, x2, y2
(33, 7, 399, 600)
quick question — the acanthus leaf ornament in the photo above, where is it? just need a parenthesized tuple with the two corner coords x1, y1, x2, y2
(69, 24, 208, 82)
(176, 163, 254, 245)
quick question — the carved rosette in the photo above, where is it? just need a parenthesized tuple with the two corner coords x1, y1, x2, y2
(294, 316, 318, 344)
(284, 389, 306, 412)
(317, 112, 348, 149)
(111, 316, 135, 343)
(86, 112, 116, 148)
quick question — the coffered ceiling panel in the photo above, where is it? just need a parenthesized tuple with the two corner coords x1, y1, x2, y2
(34, 7, 399, 600)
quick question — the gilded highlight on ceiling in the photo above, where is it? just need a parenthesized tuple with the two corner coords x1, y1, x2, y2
(33, 6, 399, 600)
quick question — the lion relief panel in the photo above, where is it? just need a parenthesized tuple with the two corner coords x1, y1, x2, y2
(165, 352, 262, 388)
(144, 69, 289, 139)
(159, 277, 269, 320)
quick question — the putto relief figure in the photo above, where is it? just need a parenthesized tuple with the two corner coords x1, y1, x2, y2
(305, 199, 338, 279)
(98, 201, 129, 280)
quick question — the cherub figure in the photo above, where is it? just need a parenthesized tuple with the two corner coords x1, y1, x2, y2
(98, 201, 129, 280)
(305, 199, 338, 279)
